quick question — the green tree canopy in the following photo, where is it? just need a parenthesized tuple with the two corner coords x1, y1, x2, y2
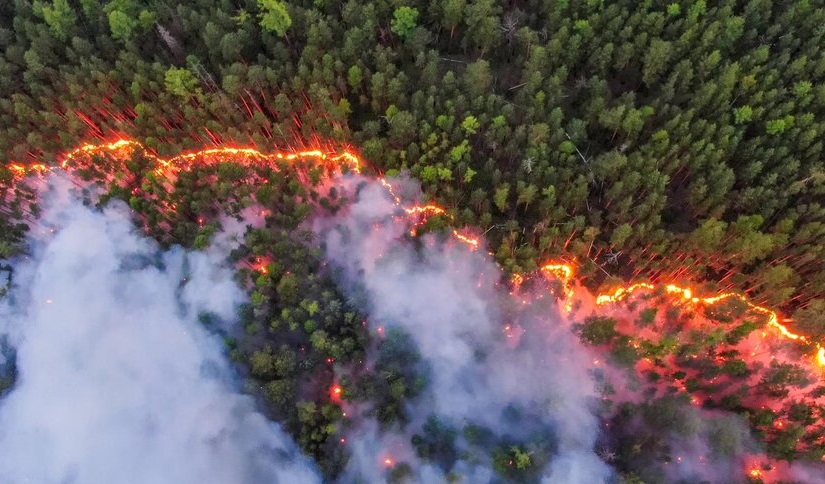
(258, 0, 292, 36)
(164, 67, 199, 99)
(391, 7, 419, 39)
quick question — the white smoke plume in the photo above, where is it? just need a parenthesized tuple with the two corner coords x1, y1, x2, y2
(315, 177, 613, 483)
(0, 176, 320, 484)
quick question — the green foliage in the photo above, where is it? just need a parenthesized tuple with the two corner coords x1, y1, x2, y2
(447, 140, 469, 163)
(390, 7, 419, 39)
(164, 67, 199, 98)
(388, 463, 414, 484)
(493, 185, 509, 213)
(37, 0, 76, 40)
(411, 416, 458, 471)
(460, 116, 479, 135)
(108, 10, 136, 41)
(4, 0, 825, 319)
(793, 81, 812, 98)
(637, 307, 657, 327)
(793, 300, 825, 340)
(258, 0, 292, 36)
(573, 19, 590, 33)
(347, 65, 362, 89)
(355, 328, 428, 426)
(610, 223, 633, 247)
(579, 316, 618, 345)
(492, 444, 534, 479)
(559, 140, 576, 154)
(733, 105, 753, 124)
(463, 167, 476, 184)
(766, 118, 789, 135)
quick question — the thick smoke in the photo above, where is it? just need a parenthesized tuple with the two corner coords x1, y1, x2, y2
(315, 178, 613, 483)
(0, 176, 319, 484)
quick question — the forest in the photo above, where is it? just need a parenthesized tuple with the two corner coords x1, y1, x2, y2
(2, 0, 825, 483)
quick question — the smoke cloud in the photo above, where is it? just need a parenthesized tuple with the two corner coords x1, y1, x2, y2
(0, 176, 319, 484)
(3, 171, 821, 483)
(315, 177, 613, 483)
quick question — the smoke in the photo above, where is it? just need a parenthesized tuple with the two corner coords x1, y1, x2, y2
(0, 176, 319, 484)
(314, 177, 613, 483)
(3, 170, 821, 483)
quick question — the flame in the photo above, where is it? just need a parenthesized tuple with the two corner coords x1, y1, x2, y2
(330, 384, 343, 402)
(748, 468, 763, 479)
(452, 230, 480, 248)
(540, 263, 576, 311)
(404, 204, 445, 216)
(595, 283, 655, 305)
(11, 140, 823, 367)
(538, 261, 825, 368)
(377, 178, 478, 250)
(5, 138, 486, 252)
(540, 263, 574, 282)
(57, 139, 362, 173)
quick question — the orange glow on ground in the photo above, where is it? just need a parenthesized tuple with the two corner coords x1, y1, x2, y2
(536, 260, 825, 368)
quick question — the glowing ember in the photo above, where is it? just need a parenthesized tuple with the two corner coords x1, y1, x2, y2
(330, 384, 343, 402)
(748, 468, 763, 478)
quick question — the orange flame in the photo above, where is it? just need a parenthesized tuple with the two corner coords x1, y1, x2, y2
(5, 138, 485, 251)
(57, 139, 362, 175)
(538, 261, 825, 368)
(452, 230, 480, 248)
(540, 263, 576, 312)
(378, 178, 478, 250)
(594, 283, 655, 305)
